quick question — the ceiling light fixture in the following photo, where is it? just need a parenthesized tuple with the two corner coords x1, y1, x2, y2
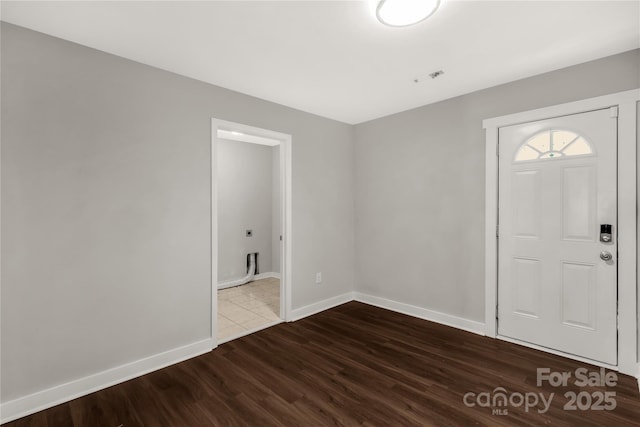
(376, 0, 441, 27)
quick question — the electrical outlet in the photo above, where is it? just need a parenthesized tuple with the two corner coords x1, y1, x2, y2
(315, 272, 322, 284)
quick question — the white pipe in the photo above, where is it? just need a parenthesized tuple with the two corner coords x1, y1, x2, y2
(218, 253, 256, 290)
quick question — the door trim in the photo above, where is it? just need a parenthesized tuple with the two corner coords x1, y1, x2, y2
(210, 118, 293, 349)
(483, 89, 639, 375)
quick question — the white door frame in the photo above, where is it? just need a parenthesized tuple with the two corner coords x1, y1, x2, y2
(483, 89, 639, 376)
(210, 118, 293, 348)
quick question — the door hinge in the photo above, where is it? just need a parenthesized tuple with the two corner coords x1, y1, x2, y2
(609, 106, 619, 118)
(496, 142, 499, 157)
(496, 224, 499, 239)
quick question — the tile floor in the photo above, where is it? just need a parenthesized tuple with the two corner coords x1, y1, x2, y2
(218, 277, 281, 342)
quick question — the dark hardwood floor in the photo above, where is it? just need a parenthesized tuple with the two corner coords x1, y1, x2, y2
(5, 302, 640, 426)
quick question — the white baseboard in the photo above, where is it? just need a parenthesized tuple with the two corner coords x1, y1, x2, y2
(0, 338, 213, 424)
(289, 292, 354, 322)
(1, 292, 489, 423)
(354, 292, 485, 336)
(217, 272, 280, 289)
(289, 292, 485, 337)
(255, 272, 280, 280)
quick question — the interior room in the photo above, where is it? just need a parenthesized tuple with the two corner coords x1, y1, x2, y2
(1, 1, 639, 425)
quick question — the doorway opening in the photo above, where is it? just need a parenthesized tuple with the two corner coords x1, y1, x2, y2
(211, 119, 292, 345)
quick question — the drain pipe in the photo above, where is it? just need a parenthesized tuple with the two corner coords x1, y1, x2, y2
(218, 253, 256, 290)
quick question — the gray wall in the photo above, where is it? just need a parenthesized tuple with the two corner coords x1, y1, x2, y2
(354, 49, 640, 324)
(217, 139, 276, 281)
(272, 145, 281, 274)
(1, 23, 355, 401)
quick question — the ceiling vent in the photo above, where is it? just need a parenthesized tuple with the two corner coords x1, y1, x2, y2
(413, 70, 444, 83)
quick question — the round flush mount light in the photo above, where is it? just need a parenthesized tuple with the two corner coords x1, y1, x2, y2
(376, 0, 441, 27)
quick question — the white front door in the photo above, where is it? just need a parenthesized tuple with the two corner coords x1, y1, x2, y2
(498, 108, 617, 365)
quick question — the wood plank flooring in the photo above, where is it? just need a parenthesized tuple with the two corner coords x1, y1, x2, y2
(4, 302, 640, 426)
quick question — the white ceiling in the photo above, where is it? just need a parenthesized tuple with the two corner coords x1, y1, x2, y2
(2, 1, 639, 124)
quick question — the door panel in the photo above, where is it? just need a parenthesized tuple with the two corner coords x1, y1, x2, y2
(498, 108, 617, 365)
(512, 257, 541, 317)
(562, 166, 596, 240)
(513, 170, 541, 238)
(561, 261, 596, 329)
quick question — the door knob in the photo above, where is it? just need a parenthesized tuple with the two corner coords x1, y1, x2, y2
(600, 251, 613, 262)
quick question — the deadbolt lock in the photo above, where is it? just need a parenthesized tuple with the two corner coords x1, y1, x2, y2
(600, 224, 612, 243)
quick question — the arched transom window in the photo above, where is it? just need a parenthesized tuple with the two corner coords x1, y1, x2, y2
(514, 130, 593, 162)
